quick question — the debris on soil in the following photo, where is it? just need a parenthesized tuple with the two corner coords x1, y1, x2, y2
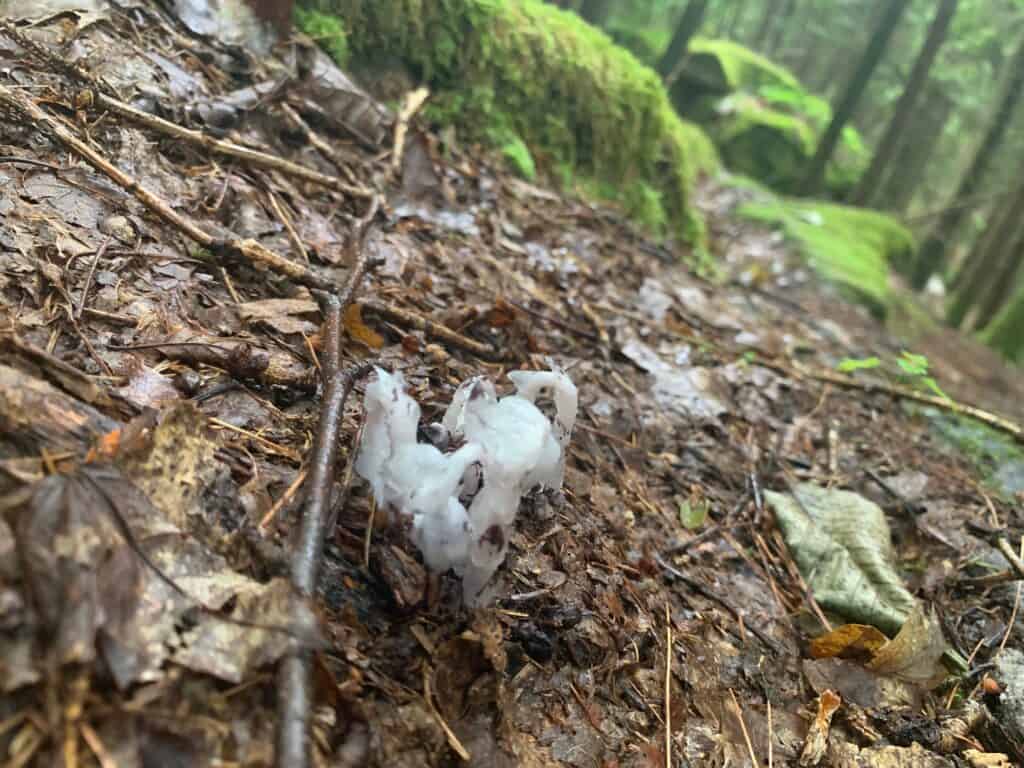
(0, 4, 1023, 768)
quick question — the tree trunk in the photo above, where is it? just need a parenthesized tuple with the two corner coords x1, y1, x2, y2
(766, 0, 799, 57)
(946, 186, 1024, 327)
(752, 0, 781, 51)
(798, 0, 911, 196)
(911, 35, 1024, 290)
(578, 0, 612, 26)
(725, 0, 750, 38)
(974, 236, 1024, 331)
(795, 31, 824, 83)
(657, 0, 710, 82)
(851, 0, 958, 207)
(979, 281, 1024, 362)
(876, 88, 953, 213)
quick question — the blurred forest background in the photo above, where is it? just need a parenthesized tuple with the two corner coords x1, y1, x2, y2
(300, 0, 1024, 363)
(546, 0, 1024, 359)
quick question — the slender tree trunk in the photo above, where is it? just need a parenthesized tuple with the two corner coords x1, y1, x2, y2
(657, 0, 710, 82)
(579, 0, 612, 26)
(795, 32, 824, 82)
(974, 238, 1024, 331)
(766, 0, 798, 57)
(876, 88, 953, 213)
(947, 186, 1024, 327)
(852, 0, 958, 206)
(725, 0, 750, 38)
(799, 0, 911, 196)
(752, 0, 781, 51)
(979, 281, 1024, 362)
(911, 35, 1024, 290)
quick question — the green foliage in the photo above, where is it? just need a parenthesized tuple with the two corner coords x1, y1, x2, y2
(686, 38, 800, 92)
(302, 0, 720, 247)
(666, 39, 866, 196)
(500, 134, 536, 180)
(738, 189, 915, 315)
(838, 351, 950, 400)
(294, 6, 349, 66)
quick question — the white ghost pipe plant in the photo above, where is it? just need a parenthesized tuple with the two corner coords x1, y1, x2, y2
(355, 366, 577, 604)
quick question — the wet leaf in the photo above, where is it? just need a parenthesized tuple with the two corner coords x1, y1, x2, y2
(810, 623, 888, 662)
(678, 498, 709, 530)
(344, 302, 384, 349)
(239, 298, 320, 336)
(766, 483, 917, 635)
(867, 606, 950, 688)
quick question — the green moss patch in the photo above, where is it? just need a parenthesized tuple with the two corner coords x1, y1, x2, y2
(738, 191, 914, 315)
(294, 7, 349, 66)
(669, 38, 866, 196)
(297, 0, 719, 246)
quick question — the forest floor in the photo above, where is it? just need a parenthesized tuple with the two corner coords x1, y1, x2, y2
(1, 7, 1023, 768)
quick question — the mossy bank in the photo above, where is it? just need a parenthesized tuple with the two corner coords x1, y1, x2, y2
(295, 0, 719, 249)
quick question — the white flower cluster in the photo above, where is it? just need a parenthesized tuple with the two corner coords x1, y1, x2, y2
(355, 367, 577, 604)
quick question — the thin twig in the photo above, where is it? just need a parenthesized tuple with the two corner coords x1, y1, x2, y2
(275, 297, 368, 768)
(997, 537, 1024, 582)
(0, 23, 375, 200)
(390, 87, 430, 176)
(279, 101, 361, 186)
(258, 467, 308, 533)
(764, 358, 1023, 442)
(654, 552, 781, 654)
(423, 664, 471, 761)
(0, 84, 337, 291)
(360, 299, 498, 359)
(75, 235, 112, 319)
(729, 689, 761, 768)
(664, 604, 672, 768)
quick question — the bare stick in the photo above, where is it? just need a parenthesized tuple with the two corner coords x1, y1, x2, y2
(390, 87, 430, 176)
(0, 21, 374, 200)
(75, 235, 112, 319)
(664, 604, 672, 768)
(275, 297, 368, 768)
(279, 102, 361, 186)
(359, 299, 498, 359)
(0, 84, 337, 291)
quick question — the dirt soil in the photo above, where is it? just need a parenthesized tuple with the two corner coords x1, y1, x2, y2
(1, 7, 1022, 768)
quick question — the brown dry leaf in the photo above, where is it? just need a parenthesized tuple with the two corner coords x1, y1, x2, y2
(238, 298, 320, 336)
(810, 623, 889, 662)
(344, 303, 384, 349)
(799, 689, 841, 767)
(485, 297, 518, 328)
(867, 605, 949, 688)
(116, 359, 181, 409)
(118, 402, 219, 531)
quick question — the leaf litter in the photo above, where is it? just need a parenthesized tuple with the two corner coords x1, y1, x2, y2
(0, 4, 1022, 767)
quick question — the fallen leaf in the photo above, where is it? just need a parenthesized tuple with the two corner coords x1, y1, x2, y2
(344, 303, 384, 349)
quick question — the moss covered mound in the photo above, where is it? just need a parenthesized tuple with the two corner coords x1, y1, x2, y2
(738, 191, 914, 315)
(297, 0, 719, 245)
(668, 39, 866, 196)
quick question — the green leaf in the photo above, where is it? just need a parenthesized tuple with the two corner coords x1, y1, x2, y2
(678, 499, 708, 530)
(896, 350, 930, 377)
(837, 356, 881, 373)
(765, 483, 917, 636)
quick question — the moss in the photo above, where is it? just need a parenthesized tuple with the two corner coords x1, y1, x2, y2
(737, 191, 914, 316)
(500, 134, 536, 180)
(299, 0, 719, 248)
(294, 6, 349, 66)
(668, 39, 867, 196)
(685, 38, 800, 93)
